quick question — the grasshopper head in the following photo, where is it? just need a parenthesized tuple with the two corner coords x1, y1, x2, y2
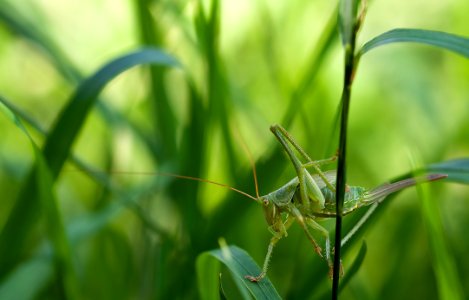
(258, 196, 278, 226)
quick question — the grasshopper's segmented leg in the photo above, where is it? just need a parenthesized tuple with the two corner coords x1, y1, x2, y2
(304, 155, 338, 168)
(245, 236, 279, 282)
(289, 205, 323, 256)
(271, 125, 336, 191)
(270, 125, 337, 209)
(289, 204, 335, 274)
(270, 125, 325, 209)
(304, 219, 332, 271)
(303, 155, 338, 192)
(245, 217, 295, 282)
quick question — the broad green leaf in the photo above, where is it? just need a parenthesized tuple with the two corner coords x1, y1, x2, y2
(196, 245, 281, 300)
(359, 29, 469, 59)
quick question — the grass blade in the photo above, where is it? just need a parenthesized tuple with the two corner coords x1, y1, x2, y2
(196, 245, 281, 300)
(0, 48, 179, 280)
(34, 148, 77, 299)
(426, 158, 469, 184)
(417, 175, 464, 300)
(134, 0, 178, 162)
(43, 48, 179, 178)
(359, 29, 469, 59)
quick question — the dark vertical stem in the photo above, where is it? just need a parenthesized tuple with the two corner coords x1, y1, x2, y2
(331, 32, 358, 300)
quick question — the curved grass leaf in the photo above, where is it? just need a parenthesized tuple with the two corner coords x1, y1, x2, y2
(0, 48, 179, 280)
(43, 48, 179, 178)
(196, 245, 281, 300)
(359, 29, 469, 59)
(0, 3, 165, 166)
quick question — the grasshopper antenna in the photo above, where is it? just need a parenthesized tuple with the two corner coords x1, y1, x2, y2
(83, 171, 257, 202)
(71, 169, 259, 202)
(157, 172, 258, 202)
(235, 129, 260, 199)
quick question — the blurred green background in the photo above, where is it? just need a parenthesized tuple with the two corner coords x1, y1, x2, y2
(0, 0, 468, 299)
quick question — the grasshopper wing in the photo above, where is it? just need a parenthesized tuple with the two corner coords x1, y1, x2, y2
(363, 173, 447, 204)
(311, 170, 337, 189)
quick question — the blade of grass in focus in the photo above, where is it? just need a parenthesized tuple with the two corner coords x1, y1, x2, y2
(196, 244, 281, 300)
(359, 29, 469, 59)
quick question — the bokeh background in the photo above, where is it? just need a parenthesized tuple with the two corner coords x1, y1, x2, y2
(0, 0, 468, 299)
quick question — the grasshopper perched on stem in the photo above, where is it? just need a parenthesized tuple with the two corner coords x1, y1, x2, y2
(218, 124, 445, 282)
(89, 124, 446, 282)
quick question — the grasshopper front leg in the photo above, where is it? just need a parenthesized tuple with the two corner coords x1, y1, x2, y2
(245, 216, 295, 282)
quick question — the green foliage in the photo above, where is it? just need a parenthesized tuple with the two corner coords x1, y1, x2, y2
(0, 0, 468, 299)
(196, 244, 281, 299)
(360, 29, 469, 59)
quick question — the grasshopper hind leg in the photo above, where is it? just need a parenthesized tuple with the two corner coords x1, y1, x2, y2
(289, 204, 338, 276)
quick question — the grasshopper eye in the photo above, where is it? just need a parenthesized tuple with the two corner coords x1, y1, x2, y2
(262, 198, 269, 206)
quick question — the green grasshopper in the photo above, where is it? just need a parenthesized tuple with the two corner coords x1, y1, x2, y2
(98, 124, 446, 282)
(230, 124, 446, 282)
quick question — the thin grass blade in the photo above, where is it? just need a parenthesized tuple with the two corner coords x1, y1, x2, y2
(359, 29, 469, 59)
(42, 48, 179, 178)
(417, 174, 464, 300)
